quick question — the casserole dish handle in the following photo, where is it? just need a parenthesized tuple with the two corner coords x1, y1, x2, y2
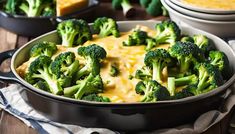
(0, 49, 20, 83)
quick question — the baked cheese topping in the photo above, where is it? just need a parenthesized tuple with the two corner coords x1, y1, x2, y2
(16, 25, 173, 103)
(56, 0, 89, 16)
(182, 0, 235, 10)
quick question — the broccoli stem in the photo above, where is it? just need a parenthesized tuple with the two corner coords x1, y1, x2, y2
(64, 84, 81, 97)
(167, 77, 175, 96)
(179, 59, 190, 73)
(62, 32, 77, 47)
(99, 23, 113, 37)
(121, 0, 133, 16)
(152, 62, 162, 83)
(175, 75, 196, 86)
(197, 73, 210, 91)
(210, 57, 220, 65)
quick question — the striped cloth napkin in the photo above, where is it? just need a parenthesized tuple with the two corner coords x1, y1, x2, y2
(0, 41, 235, 134)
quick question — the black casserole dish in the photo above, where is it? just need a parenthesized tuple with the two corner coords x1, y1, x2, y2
(0, 0, 99, 36)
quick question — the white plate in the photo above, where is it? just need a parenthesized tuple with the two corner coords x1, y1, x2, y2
(166, 0, 235, 21)
(161, 0, 235, 37)
(170, 0, 235, 14)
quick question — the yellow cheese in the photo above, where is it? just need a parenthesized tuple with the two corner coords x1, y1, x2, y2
(56, 0, 89, 16)
(182, 0, 235, 10)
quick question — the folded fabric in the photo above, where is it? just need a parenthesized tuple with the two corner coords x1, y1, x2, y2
(0, 40, 235, 134)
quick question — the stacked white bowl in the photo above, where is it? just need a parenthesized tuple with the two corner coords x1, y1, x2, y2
(161, 0, 235, 37)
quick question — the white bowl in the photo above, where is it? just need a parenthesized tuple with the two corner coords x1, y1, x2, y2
(161, 0, 235, 37)
(166, 0, 235, 21)
(170, 0, 235, 14)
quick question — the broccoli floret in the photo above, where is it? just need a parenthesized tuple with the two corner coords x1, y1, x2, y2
(93, 17, 120, 38)
(209, 51, 230, 76)
(82, 94, 111, 102)
(30, 41, 57, 57)
(140, 0, 151, 8)
(33, 80, 50, 91)
(25, 55, 63, 95)
(169, 41, 204, 73)
(180, 36, 194, 43)
(5, 0, 21, 14)
(64, 74, 104, 99)
(144, 49, 172, 83)
(135, 66, 152, 80)
(135, 80, 170, 102)
(146, 0, 162, 16)
(112, 0, 135, 17)
(145, 38, 158, 51)
(196, 63, 223, 94)
(76, 44, 107, 79)
(42, 5, 55, 17)
(109, 64, 120, 77)
(155, 20, 181, 45)
(173, 88, 194, 99)
(50, 52, 79, 87)
(57, 19, 92, 47)
(19, 0, 53, 17)
(193, 34, 213, 53)
(167, 75, 198, 96)
(123, 29, 148, 46)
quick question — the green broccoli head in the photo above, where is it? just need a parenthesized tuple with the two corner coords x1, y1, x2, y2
(180, 36, 194, 43)
(196, 63, 223, 94)
(33, 80, 50, 91)
(42, 5, 56, 17)
(155, 20, 181, 45)
(193, 34, 213, 52)
(109, 64, 120, 77)
(146, 0, 162, 16)
(173, 88, 195, 99)
(140, 0, 151, 8)
(209, 51, 230, 74)
(30, 41, 57, 57)
(64, 74, 104, 99)
(145, 38, 158, 51)
(82, 94, 111, 102)
(144, 48, 172, 82)
(49, 52, 79, 87)
(26, 55, 63, 95)
(135, 66, 152, 80)
(123, 29, 148, 46)
(93, 17, 120, 38)
(57, 19, 92, 47)
(169, 41, 204, 73)
(135, 80, 170, 102)
(19, 0, 53, 17)
(76, 44, 107, 79)
(5, 0, 22, 14)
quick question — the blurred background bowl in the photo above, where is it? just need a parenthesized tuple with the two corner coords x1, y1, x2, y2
(165, 0, 235, 21)
(161, 0, 235, 37)
(169, 0, 235, 14)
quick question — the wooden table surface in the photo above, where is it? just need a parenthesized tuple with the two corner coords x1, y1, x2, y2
(0, 2, 234, 134)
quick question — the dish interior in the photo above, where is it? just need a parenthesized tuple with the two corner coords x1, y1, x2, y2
(12, 21, 235, 104)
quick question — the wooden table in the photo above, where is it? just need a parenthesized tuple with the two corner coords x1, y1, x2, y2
(0, 2, 233, 134)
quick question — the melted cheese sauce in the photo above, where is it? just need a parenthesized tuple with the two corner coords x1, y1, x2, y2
(182, 0, 235, 10)
(16, 25, 172, 103)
